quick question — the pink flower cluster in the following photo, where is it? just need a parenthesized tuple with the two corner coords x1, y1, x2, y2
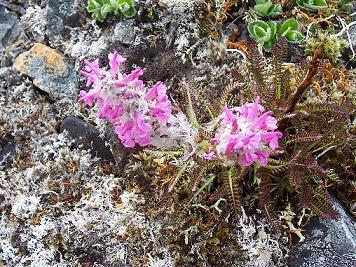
(208, 97, 282, 166)
(79, 51, 172, 147)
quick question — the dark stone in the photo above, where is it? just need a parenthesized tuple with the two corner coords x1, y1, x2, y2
(44, 0, 81, 38)
(120, 41, 191, 83)
(0, 142, 16, 169)
(0, 0, 26, 15)
(0, 6, 25, 67)
(288, 195, 356, 267)
(104, 123, 135, 172)
(287, 42, 305, 63)
(60, 116, 114, 162)
(111, 20, 136, 45)
(0, 6, 24, 53)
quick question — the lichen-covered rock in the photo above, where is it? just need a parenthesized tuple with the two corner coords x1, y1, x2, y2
(111, 20, 137, 45)
(0, 142, 16, 170)
(44, 0, 81, 38)
(0, 6, 25, 67)
(60, 116, 114, 162)
(0, 6, 24, 59)
(289, 196, 356, 267)
(13, 43, 76, 99)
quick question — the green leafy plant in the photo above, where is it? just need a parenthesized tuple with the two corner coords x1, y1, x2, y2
(295, 0, 328, 10)
(279, 18, 303, 43)
(338, 0, 352, 13)
(227, 40, 353, 221)
(251, 0, 283, 17)
(248, 19, 303, 51)
(139, 39, 354, 231)
(87, 0, 136, 22)
(247, 20, 277, 51)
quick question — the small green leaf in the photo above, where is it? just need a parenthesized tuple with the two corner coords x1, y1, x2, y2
(248, 20, 277, 51)
(268, 5, 283, 17)
(251, 0, 282, 17)
(255, 25, 269, 39)
(279, 18, 299, 35)
(109, 0, 120, 10)
(122, 6, 136, 17)
(87, 0, 136, 21)
(255, 0, 267, 4)
(101, 4, 114, 15)
(296, 0, 328, 10)
(278, 18, 303, 43)
(285, 31, 304, 42)
(263, 38, 276, 51)
(190, 174, 216, 202)
(252, 4, 271, 16)
(314, 0, 328, 7)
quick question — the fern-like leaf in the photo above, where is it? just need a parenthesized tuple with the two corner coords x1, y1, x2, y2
(286, 133, 323, 145)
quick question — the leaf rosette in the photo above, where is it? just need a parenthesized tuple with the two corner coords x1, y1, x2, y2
(251, 0, 283, 17)
(247, 20, 277, 51)
(295, 0, 328, 10)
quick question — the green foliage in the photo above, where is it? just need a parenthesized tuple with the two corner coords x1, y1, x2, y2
(248, 19, 303, 51)
(87, 0, 136, 22)
(237, 40, 354, 220)
(251, 0, 283, 17)
(247, 20, 277, 51)
(305, 34, 347, 63)
(137, 39, 354, 234)
(221, 166, 242, 214)
(338, 0, 353, 13)
(279, 18, 303, 43)
(295, 0, 328, 10)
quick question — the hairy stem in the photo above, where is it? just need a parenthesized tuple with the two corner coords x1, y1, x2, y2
(285, 45, 324, 113)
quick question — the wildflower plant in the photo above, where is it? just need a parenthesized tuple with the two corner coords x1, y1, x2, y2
(79, 51, 173, 148)
(78, 40, 354, 238)
(209, 98, 283, 166)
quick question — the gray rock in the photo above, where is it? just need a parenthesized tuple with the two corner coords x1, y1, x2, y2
(112, 20, 136, 45)
(289, 196, 356, 267)
(44, 0, 81, 38)
(0, 6, 24, 53)
(0, 142, 16, 169)
(60, 116, 114, 162)
(13, 43, 76, 99)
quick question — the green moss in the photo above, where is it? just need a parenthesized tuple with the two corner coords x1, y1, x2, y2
(305, 34, 347, 63)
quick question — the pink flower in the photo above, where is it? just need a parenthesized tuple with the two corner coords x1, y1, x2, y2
(108, 51, 126, 75)
(132, 112, 152, 146)
(151, 100, 172, 124)
(212, 97, 282, 166)
(114, 69, 143, 87)
(115, 121, 135, 148)
(261, 132, 283, 149)
(222, 107, 238, 132)
(146, 82, 172, 124)
(79, 51, 173, 148)
(80, 59, 100, 87)
(107, 103, 124, 123)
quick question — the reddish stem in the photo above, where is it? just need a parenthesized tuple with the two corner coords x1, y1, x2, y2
(285, 45, 324, 113)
